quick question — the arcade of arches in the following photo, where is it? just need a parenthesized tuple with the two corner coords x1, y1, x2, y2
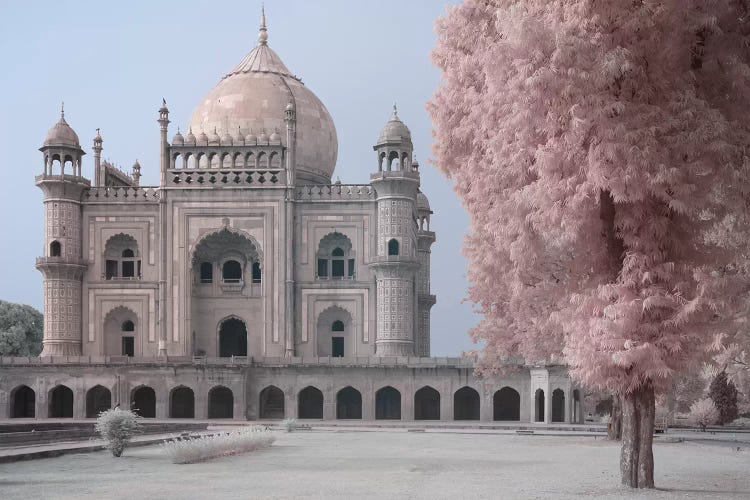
(2, 385, 582, 422)
(4, 378, 579, 423)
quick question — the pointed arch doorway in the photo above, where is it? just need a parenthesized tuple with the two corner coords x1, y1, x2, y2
(219, 317, 247, 357)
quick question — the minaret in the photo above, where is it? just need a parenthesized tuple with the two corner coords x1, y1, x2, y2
(36, 106, 89, 356)
(415, 184, 436, 357)
(92, 128, 103, 186)
(369, 105, 420, 356)
(157, 100, 169, 355)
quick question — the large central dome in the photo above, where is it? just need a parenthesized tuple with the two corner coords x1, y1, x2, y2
(188, 13, 338, 185)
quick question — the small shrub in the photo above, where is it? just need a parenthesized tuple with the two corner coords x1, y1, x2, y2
(161, 427, 275, 464)
(281, 418, 298, 432)
(689, 398, 718, 431)
(95, 408, 141, 457)
(708, 371, 739, 425)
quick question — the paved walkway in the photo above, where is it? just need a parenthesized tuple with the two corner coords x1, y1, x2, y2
(1, 419, 747, 463)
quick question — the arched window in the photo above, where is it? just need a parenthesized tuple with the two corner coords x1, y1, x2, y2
(387, 238, 399, 256)
(316, 233, 355, 280)
(252, 262, 262, 283)
(49, 240, 61, 257)
(121, 320, 135, 356)
(104, 234, 141, 280)
(332, 320, 345, 332)
(200, 262, 213, 283)
(222, 260, 242, 283)
(121, 249, 136, 277)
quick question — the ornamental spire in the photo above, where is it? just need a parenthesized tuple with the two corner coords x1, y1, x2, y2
(258, 3, 268, 45)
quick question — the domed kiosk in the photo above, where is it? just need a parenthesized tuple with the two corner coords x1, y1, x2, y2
(188, 10, 338, 185)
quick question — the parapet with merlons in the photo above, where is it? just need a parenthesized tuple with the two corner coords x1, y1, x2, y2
(83, 186, 161, 204)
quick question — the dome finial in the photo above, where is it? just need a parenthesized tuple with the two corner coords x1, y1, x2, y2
(61, 101, 65, 118)
(392, 103, 399, 119)
(258, 2, 268, 45)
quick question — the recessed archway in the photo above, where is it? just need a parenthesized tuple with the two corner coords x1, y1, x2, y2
(131, 386, 156, 418)
(375, 386, 401, 420)
(259, 385, 285, 419)
(414, 386, 440, 420)
(336, 387, 362, 419)
(86, 385, 112, 418)
(493, 387, 520, 421)
(208, 386, 234, 419)
(454, 386, 480, 420)
(49, 385, 74, 418)
(298, 386, 324, 419)
(10, 385, 35, 418)
(552, 389, 565, 423)
(219, 317, 247, 357)
(535, 389, 545, 422)
(170, 386, 195, 418)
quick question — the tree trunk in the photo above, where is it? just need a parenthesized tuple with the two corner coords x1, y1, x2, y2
(608, 395, 622, 440)
(620, 383, 655, 488)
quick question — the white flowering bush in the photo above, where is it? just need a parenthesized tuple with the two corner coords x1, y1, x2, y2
(281, 418, 298, 432)
(161, 427, 275, 464)
(689, 398, 719, 431)
(95, 408, 141, 457)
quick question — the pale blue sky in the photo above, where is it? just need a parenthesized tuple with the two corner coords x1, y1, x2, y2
(0, 0, 477, 356)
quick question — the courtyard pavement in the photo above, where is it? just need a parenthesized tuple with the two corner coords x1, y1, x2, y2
(0, 425, 748, 499)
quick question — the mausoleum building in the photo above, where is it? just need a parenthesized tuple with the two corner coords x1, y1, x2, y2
(0, 12, 580, 424)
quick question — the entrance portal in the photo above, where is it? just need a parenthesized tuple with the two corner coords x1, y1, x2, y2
(86, 385, 112, 418)
(259, 386, 285, 419)
(131, 386, 156, 418)
(493, 387, 520, 421)
(49, 385, 74, 418)
(336, 387, 362, 419)
(208, 386, 234, 419)
(414, 386, 440, 420)
(454, 387, 480, 420)
(298, 386, 324, 419)
(11, 386, 35, 418)
(375, 386, 401, 420)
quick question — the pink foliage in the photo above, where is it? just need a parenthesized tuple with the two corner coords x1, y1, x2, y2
(429, 0, 750, 394)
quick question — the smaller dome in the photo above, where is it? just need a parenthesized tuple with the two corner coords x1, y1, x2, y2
(209, 128, 221, 146)
(185, 127, 196, 145)
(245, 131, 257, 145)
(258, 129, 269, 144)
(269, 129, 281, 144)
(197, 130, 209, 146)
(172, 129, 184, 145)
(44, 110, 80, 147)
(377, 105, 412, 146)
(132, 159, 141, 171)
(220, 129, 233, 146)
(416, 191, 431, 213)
(234, 127, 245, 145)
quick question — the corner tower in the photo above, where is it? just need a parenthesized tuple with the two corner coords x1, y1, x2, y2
(35, 108, 89, 356)
(415, 187, 436, 356)
(369, 106, 420, 356)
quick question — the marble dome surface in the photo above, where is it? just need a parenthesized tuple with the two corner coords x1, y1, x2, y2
(44, 111, 80, 148)
(188, 19, 338, 185)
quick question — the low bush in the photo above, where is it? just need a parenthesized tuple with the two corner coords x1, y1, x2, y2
(281, 418, 298, 432)
(161, 427, 275, 464)
(689, 398, 718, 431)
(95, 408, 141, 457)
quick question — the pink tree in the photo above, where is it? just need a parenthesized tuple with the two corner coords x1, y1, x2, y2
(429, 0, 750, 488)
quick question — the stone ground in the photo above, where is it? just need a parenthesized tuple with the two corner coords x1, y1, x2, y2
(0, 429, 748, 499)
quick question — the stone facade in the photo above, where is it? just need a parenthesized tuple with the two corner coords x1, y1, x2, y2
(0, 11, 580, 423)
